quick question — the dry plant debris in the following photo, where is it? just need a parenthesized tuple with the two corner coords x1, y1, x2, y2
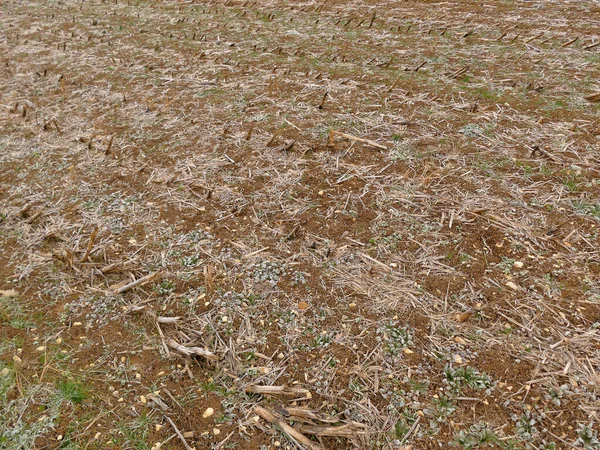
(1, 0, 600, 449)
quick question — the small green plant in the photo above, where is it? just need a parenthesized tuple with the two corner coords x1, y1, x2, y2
(451, 422, 500, 449)
(311, 332, 333, 348)
(460, 123, 485, 138)
(544, 385, 570, 406)
(155, 280, 175, 295)
(444, 365, 494, 393)
(576, 424, 600, 449)
(496, 257, 515, 274)
(377, 322, 413, 356)
(512, 410, 538, 441)
(408, 379, 429, 395)
(562, 175, 580, 192)
(114, 412, 156, 450)
(394, 419, 410, 440)
(56, 379, 88, 405)
(572, 200, 600, 219)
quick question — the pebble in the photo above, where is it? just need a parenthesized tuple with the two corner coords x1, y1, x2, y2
(0, 289, 18, 297)
(202, 407, 214, 418)
(513, 261, 524, 268)
(213, 428, 221, 436)
(298, 301, 309, 310)
(453, 336, 467, 345)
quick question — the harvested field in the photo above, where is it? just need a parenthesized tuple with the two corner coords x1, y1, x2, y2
(1, 0, 600, 449)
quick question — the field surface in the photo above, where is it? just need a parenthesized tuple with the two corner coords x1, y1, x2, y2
(1, 0, 600, 449)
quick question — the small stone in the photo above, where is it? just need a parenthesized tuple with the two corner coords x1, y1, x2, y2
(202, 407, 214, 419)
(348, 302, 357, 309)
(0, 289, 18, 297)
(403, 348, 414, 355)
(155, 424, 163, 432)
(453, 354, 463, 364)
(513, 261, 524, 268)
(135, 373, 141, 379)
(221, 316, 228, 323)
(57, 435, 63, 441)
(453, 336, 467, 345)
(277, 352, 284, 359)
(94, 432, 101, 439)
(36, 346, 46, 352)
(140, 395, 147, 404)
(455, 311, 473, 322)
(73, 322, 82, 326)
(258, 367, 269, 375)
(213, 428, 221, 436)
(56, 338, 62, 345)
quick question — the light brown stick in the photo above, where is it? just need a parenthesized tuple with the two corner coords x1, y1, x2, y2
(114, 271, 160, 294)
(167, 339, 219, 361)
(254, 406, 322, 450)
(584, 91, 600, 103)
(328, 130, 387, 150)
(165, 416, 193, 450)
(245, 385, 311, 397)
(297, 423, 366, 437)
(80, 227, 98, 262)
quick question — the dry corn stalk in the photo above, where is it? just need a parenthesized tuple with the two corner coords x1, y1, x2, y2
(245, 385, 311, 397)
(167, 339, 219, 361)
